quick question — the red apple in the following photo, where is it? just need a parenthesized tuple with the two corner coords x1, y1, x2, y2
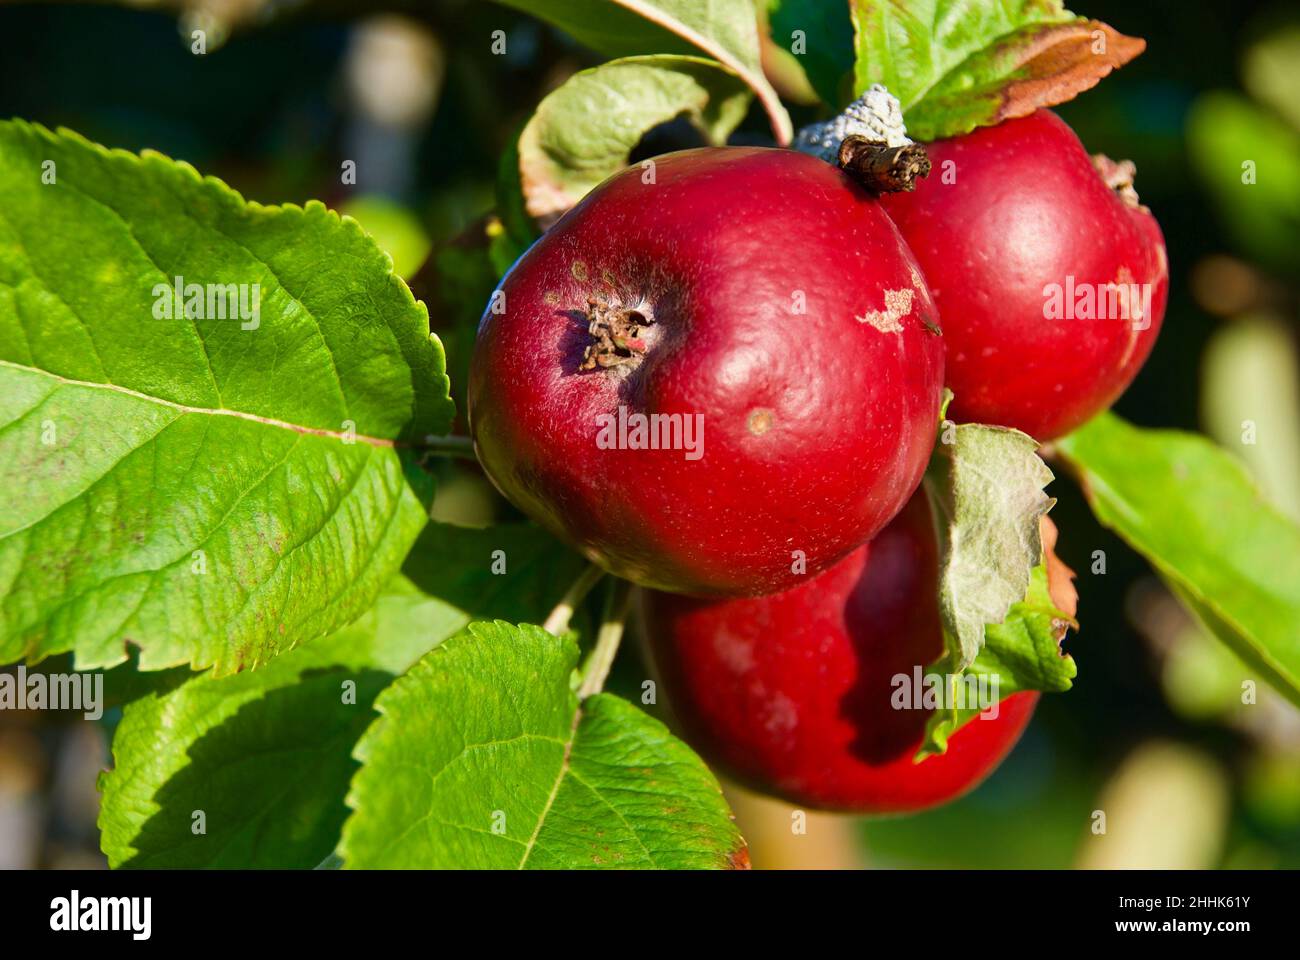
(881, 110, 1168, 441)
(641, 491, 1038, 812)
(469, 147, 944, 596)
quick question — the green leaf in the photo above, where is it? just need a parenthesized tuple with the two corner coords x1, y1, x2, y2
(848, 1, 1144, 140)
(921, 564, 1076, 755)
(852, 0, 1071, 108)
(97, 577, 450, 869)
(925, 421, 1055, 672)
(340, 620, 747, 869)
(518, 55, 751, 226)
(97, 522, 583, 868)
(765, 0, 855, 107)
(0, 120, 453, 675)
(974, 565, 1076, 694)
(1058, 413, 1300, 709)
(496, 0, 792, 143)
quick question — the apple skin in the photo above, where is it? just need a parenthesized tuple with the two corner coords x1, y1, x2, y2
(469, 147, 945, 597)
(880, 110, 1168, 441)
(641, 491, 1038, 813)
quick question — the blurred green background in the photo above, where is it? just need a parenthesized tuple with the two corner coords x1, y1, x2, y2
(1, 0, 1298, 869)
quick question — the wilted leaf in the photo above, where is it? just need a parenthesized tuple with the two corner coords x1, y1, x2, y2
(925, 421, 1055, 671)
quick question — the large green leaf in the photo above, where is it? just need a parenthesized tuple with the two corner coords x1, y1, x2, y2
(848, 0, 1144, 140)
(495, 0, 792, 143)
(96, 577, 449, 869)
(97, 522, 584, 868)
(518, 55, 751, 225)
(0, 121, 453, 675)
(340, 620, 747, 869)
(1058, 413, 1300, 708)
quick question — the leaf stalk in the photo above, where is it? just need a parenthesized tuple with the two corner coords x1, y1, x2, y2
(543, 563, 606, 635)
(577, 579, 632, 700)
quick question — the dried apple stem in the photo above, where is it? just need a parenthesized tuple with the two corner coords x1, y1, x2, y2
(838, 136, 932, 193)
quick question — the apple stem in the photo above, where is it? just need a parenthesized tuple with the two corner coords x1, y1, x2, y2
(544, 563, 606, 635)
(837, 136, 932, 193)
(577, 579, 632, 699)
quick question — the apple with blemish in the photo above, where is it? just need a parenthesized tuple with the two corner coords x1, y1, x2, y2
(469, 147, 945, 596)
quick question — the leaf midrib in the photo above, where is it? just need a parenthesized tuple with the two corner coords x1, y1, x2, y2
(0, 359, 400, 448)
(515, 700, 660, 869)
(518, 706, 582, 868)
